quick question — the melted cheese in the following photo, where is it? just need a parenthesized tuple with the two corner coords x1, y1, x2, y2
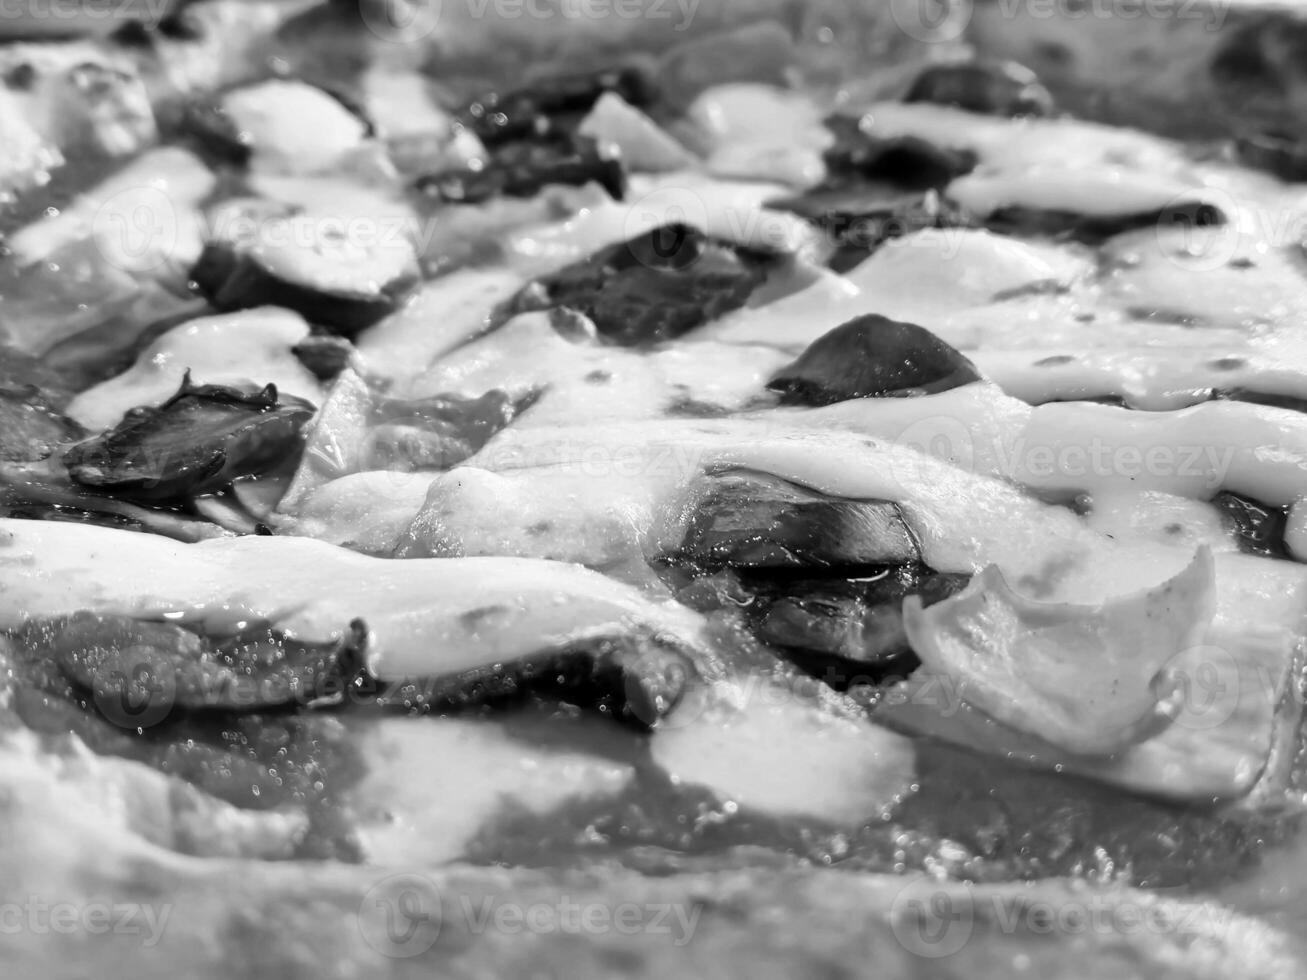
(221, 80, 370, 177)
(0, 518, 706, 681)
(66, 307, 324, 432)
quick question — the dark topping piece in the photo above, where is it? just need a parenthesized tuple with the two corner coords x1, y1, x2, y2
(501, 224, 772, 345)
(986, 198, 1226, 245)
(459, 63, 657, 147)
(825, 116, 978, 189)
(1214, 387, 1307, 416)
(768, 314, 983, 406)
(417, 135, 627, 204)
(42, 613, 366, 717)
(292, 333, 356, 381)
(1211, 492, 1291, 560)
(158, 3, 206, 40)
(747, 567, 970, 690)
(178, 96, 252, 166)
(680, 472, 920, 571)
(904, 59, 1055, 118)
(4, 63, 37, 91)
(64, 375, 314, 503)
(0, 363, 83, 461)
(360, 629, 693, 730)
(771, 186, 974, 273)
(1235, 131, 1307, 182)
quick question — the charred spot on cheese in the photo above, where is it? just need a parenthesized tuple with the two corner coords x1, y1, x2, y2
(745, 566, 970, 690)
(37, 613, 366, 716)
(458, 63, 658, 147)
(1211, 492, 1292, 560)
(768, 314, 983, 406)
(824, 116, 978, 190)
(192, 218, 420, 337)
(986, 198, 1226, 245)
(679, 472, 920, 571)
(359, 630, 692, 731)
(501, 224, 772, 345)
(770, 186, 973, 273)
(416, 134, 627, 204)
(904, 59, 1054, 117)
(64, 376, 314, 503)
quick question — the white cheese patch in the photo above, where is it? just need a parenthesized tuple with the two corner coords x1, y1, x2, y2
(578, 92, 699, 173)
(651, 681, 916, 825)
(221, 80, 369, 176)
(356, 268, 524, 383)
(348, 717, 634, 867)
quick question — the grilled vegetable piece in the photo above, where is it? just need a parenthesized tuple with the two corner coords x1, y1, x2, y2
(360, 629, 693, 730)
(680, 472, 919, 570)
(771, 186, 972, 272)
(417, 134, 627, 204)
(904, 59, 1055, 117)
(180, 78, 372, 172)
(64, 376, 314, 503)
(192, 215, 420, 337)
(746, 567, 970, 689)
(458, 63, 657, 146)
(824, 116, 978, 189)
(502, 224, 773, 345)
(37, 613, 366, 717)
(768, 314, 983, 406)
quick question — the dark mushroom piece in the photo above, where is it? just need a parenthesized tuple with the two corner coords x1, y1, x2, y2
(768, 314, 983, 406)
(64, 375, 315, 503)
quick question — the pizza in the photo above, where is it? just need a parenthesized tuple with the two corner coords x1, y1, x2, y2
(3, 2, 1307, 978)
